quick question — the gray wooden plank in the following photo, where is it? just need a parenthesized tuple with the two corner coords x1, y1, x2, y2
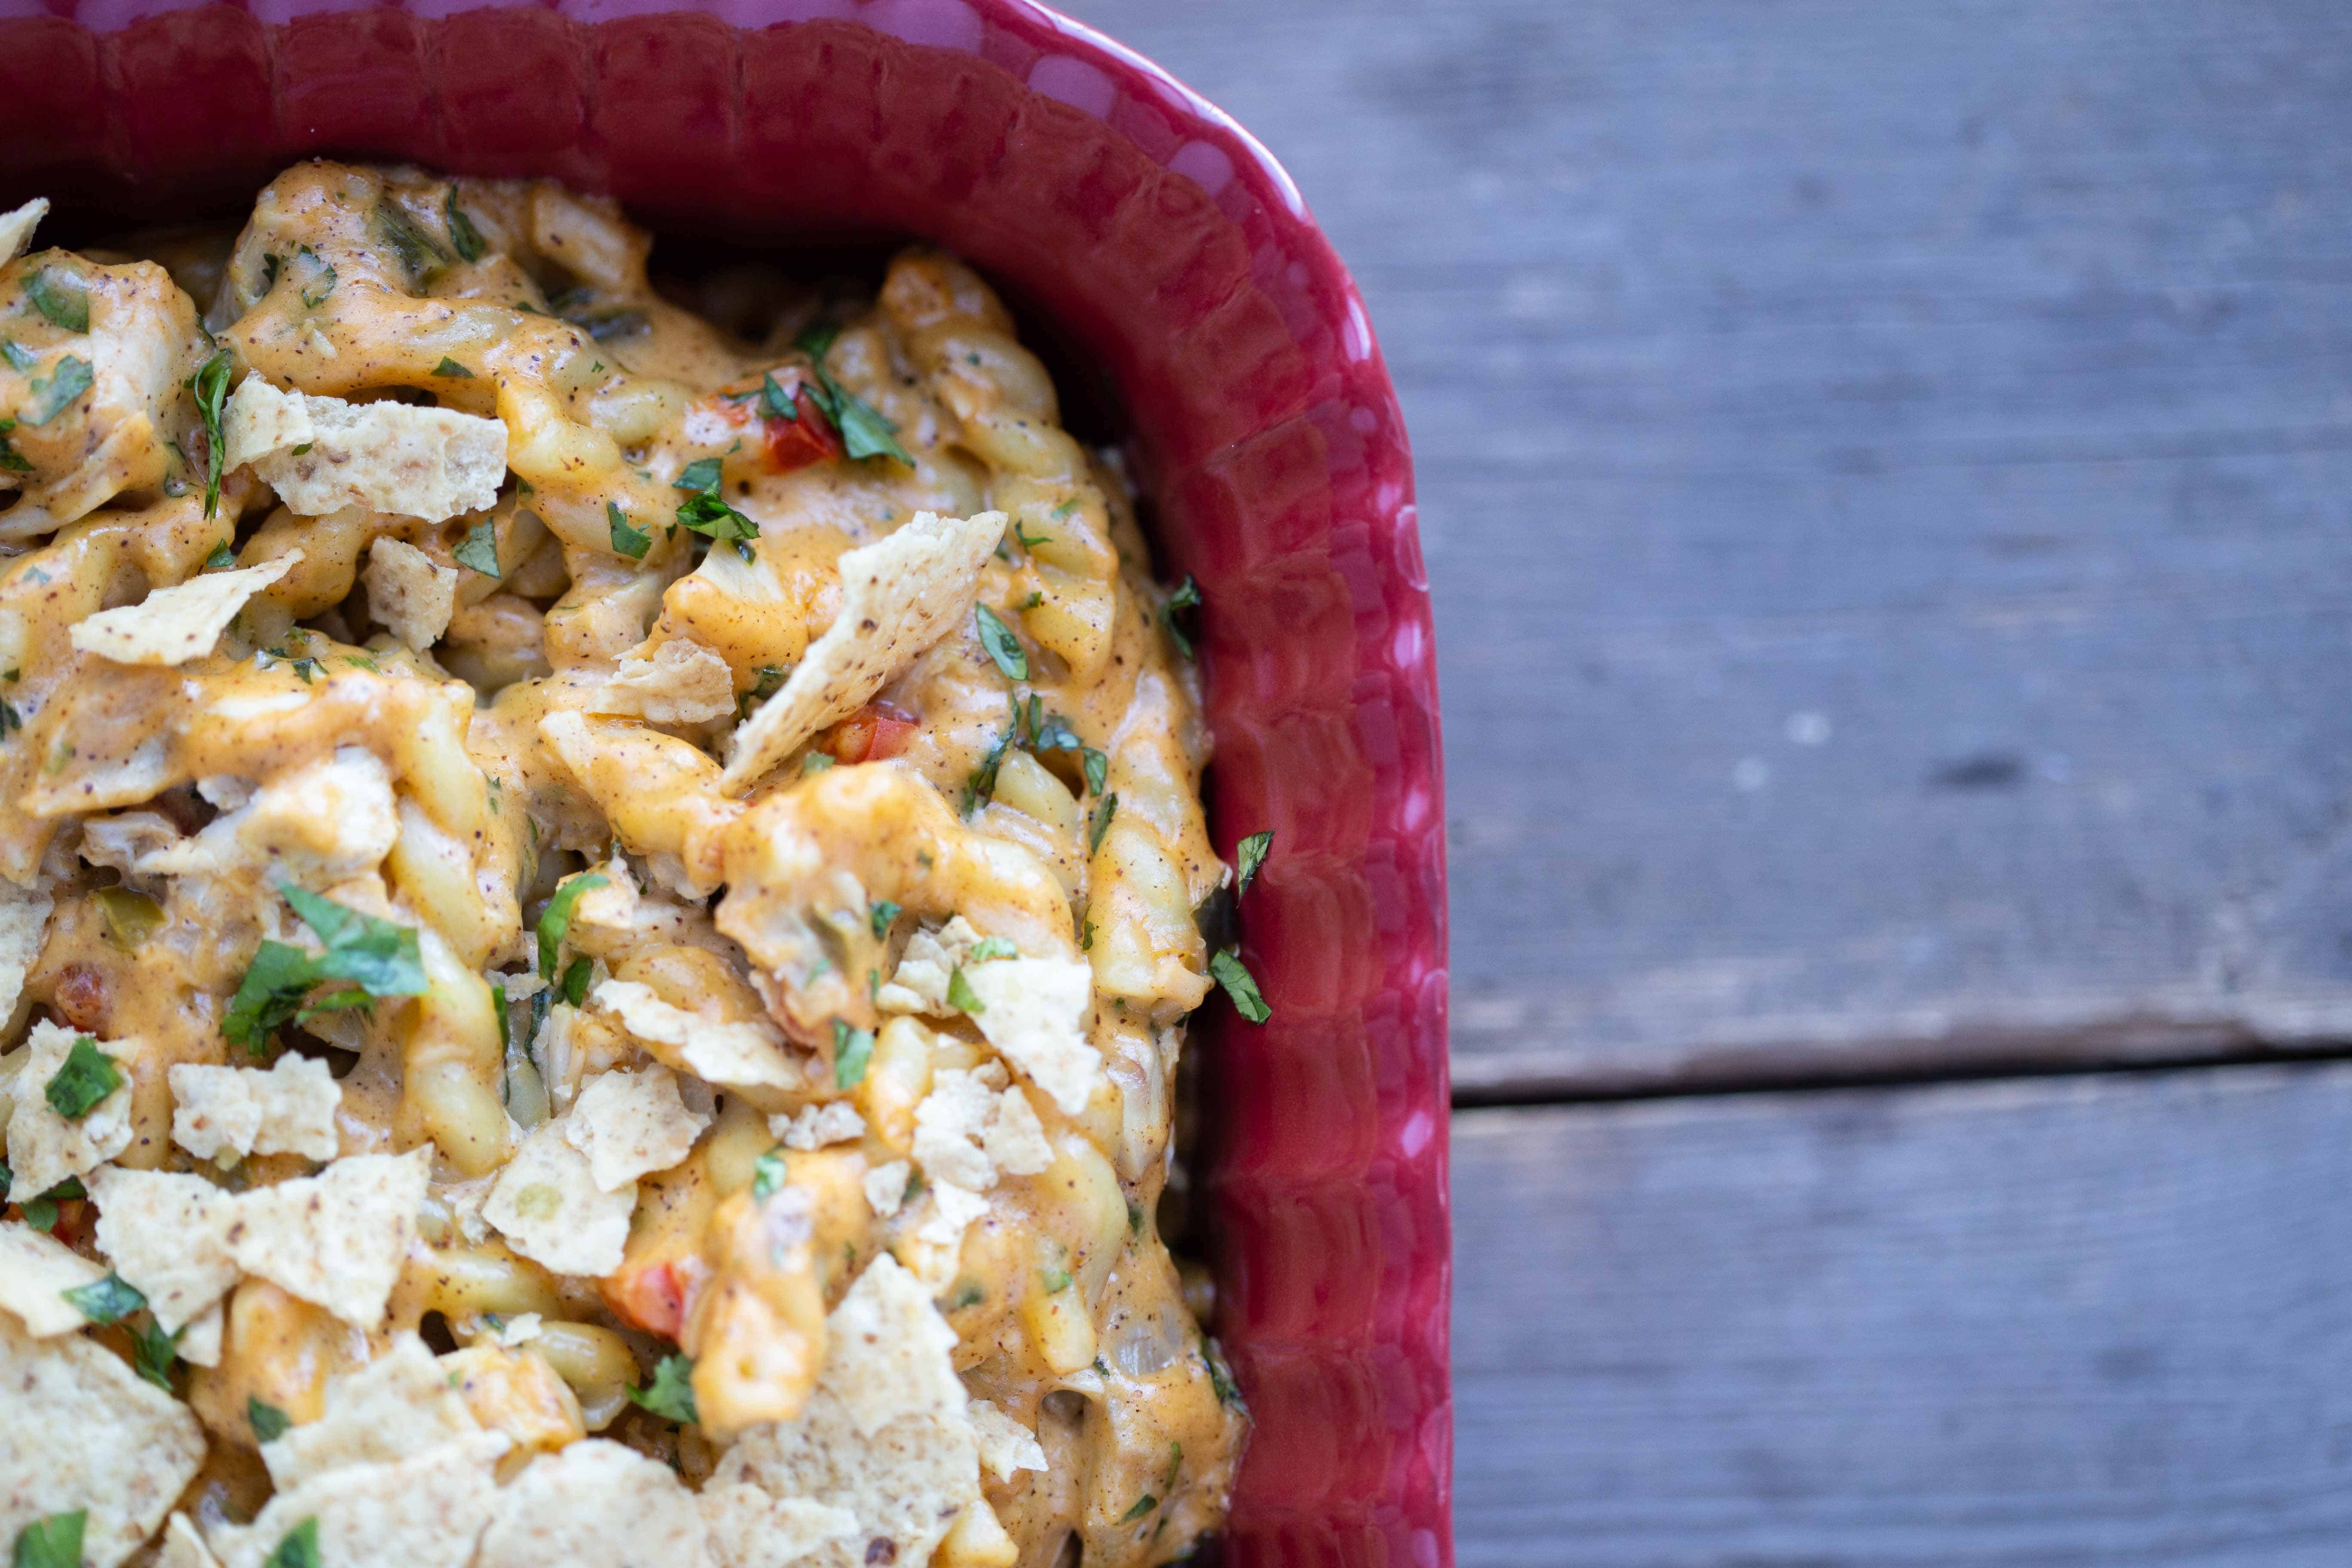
(1068, 0, 2352, 1092)
(1449, 1064, 2352, 1566)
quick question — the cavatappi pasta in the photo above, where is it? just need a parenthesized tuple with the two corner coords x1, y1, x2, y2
(0, 163, 1256, 1568)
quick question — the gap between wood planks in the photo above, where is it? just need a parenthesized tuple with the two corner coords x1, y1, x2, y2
(1452, 1037, 2352, 1110)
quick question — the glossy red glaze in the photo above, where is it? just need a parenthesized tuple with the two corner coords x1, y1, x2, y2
(0, 3, 1450, 1560)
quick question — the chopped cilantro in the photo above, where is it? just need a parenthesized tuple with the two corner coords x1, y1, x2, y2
(1161, 574, 1202, 658)
(832, 1019, 874, 1089)
(1028, 711, 1083, 755)
(676, 488, 757, 545)
(560, 955, 592, 1007)
(794, 321, 840, 361)
(189, 350, 234, 518)
(344, 654, 379, 672)
(1082, 747, 1109, 796)
(1119, 1495, 1158, 1524)
(566, 307, 649, 342)
(25, 269, 89, 333)
(1237, 830, 1273, 894)
(967, 937, 1017, 962)
(973, 603, 1028, 681)
(758, 371, 797, 420)
(11, 1511, 86, 1568)
(751, 1147, 787, 1202)
(1127, 1198, 1144, 1235)
(445, 190, 486, 262)
(0, 421, 28, 475)
(960, 727, 1014, 816)
(801, 751, 834, 776)
(295, 247, 337, 309)
(1080, 918, 1095, 952)
(205, 540, 236, 569)
(432, 355, 475, 379)
(223, 885, 430, 1052)
(260, 1517, 321, 1568)
(1088, 793, 1118, 855)
(536, 872, 609, 979)
(946, 966, 983, 1015)
(628, 1354, 698, 1424)
(1051, 498, 1078, 520)
(44, 1037, 121, 1119)
(1209, 947, 1270, 1023)
(738, 664, 786, 719)
(375, 199, 453, 283)
(808, 371, 911, 465)
(1013, 521, 1048, 551)
(1040, 1265, 1072, 1294)
(673, 457, 724, 493)
(248, 1396, 292, 1442)
(453, 518, 500, 578)
(0, 700, 21, 740)
(869, 899, 900, 938)
(947, 1279, 984, 1311)
(0, 340, 35, 372)
(130, 1316, 182, 1390)
(608, 502, 650, 560)
(22, 356, 92, 427)
(61, 1271, 145, 1326)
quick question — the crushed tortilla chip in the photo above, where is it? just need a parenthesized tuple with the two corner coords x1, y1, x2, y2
(703, 1256, 980, 1568)
(959, 956, 1101, 1115)
(364, 536, 459, 649)
(596, 639, 738, 726)
(475, 1439, 711, 1568)
(204, 1433, 508, 1568)
(0, 199, 49, 266)
(967, 1400, 1048, 1480)
(0, 1309, 208, 1568)
(769, 1101, 865, 1153)
(156, 1513, 220, 1568)
(877, 916, 983, 1017)
(68, 551, 301, 667)
(590, 978, 803, 1092)
(177, 1300, 225, 1368)
(260, 1333, 482, 1489)
(86, 1167, 241, 1332)
(227, 1148, 430, 1327)
(697, 1484, 858, 1568)
(7, 1020, 135, 1199)
(223, 378, 507, 523)
(168, 1052, 342, 1163)
(720, 510, 1006, 792)
(861, 1161, 911, 1219)
(910, 1069, 999, 1191)
(564, 1064, 710, 1193)
(0, 880, 51, 1027)
(483, 1122, 634, 1276)
(0, 1217, 109, 1336)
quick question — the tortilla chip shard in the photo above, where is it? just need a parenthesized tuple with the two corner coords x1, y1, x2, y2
(0, 1309, 208, 1568)
(223, 378, 506, 523)
(720, 509, 1005, 792)
(69, 551, 301, 667)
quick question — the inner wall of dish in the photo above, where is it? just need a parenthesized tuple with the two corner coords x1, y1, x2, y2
(0, 5, 1452, 1563)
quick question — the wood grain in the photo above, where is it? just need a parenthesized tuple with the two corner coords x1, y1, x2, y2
(1450, 1062, 2352, 1566)
(1070, 0, 2352, 1093)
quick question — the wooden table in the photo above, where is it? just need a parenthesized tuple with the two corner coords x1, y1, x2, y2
(1074, 1, 2352, 1560)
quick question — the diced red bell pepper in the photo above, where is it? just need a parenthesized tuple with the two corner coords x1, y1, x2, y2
(823, 704, 918, 764)
(762, 383, 842, 473)
(601, 1253, 713, 1339)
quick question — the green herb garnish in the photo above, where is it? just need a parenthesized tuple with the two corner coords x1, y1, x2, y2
(869, 899, 900, 938)
(758, 371, 797, 420)
(608, 502, 650, 560)
(628, 1354, 699, 1424)
(536, 872, 609, 980)
(831, 1019, 874, 1089)
(224, 885, 430, 1052)
(375, 199, 453, 283)
(26, 269, 89, 333)
(750, 1147, 787, 1203)
(432, 356, 474, 379)
(11, 1511, 86, 1568)
(61, 1271, 145, 1325)
(973, 603, 1028, 681)
(967, 937, 1017, 962)
(1236, 831, 1273, 894)
(21, 356, 92, 427)
(189, 349, 236, 518)
(205, 540, 236, 569)
(1161, 575, 1201, 658)
(249, 1396, 292, 1443)
(673, 457, 724, 493)
(445, 190, 486, 262)
(1208, 947, 1270, 1023)
(260, 1517, 321, 1568)
(560, 955, 592, 1008)
(130, 1316, 183, 1390)
(453, 518, 500, 578)
(44, 1037, 121, 1119)
(1088, 793, 1118, 855)
(946, 967, 984, 1015)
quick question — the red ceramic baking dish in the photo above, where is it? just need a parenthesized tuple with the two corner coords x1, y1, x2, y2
(0, 2, 1450, 1562)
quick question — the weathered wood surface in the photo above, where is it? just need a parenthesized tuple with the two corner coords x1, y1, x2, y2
(1074, 0, 2352, 1093)
(1450, 1063, 2352, 1566)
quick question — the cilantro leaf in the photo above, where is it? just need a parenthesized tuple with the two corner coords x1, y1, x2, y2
(608, 502, 650, 560)
(0, 423, 28, 476)
(260, 1517, 321, 1568)
(0, 340, 35, 372)
(674, 457, 724, 493)
(205, 540, 236, 569)
(445, 190, 486, 263)
(1088, 793, 1118, 855)
(536, 873, 609, 979)
(432, 356, 475, 379)
(130, 1315, 183, 1390)
(1208, 947, 1270, 1023)
(810, 371, 910, 464)
(374, 199, 453, 283)
(831, 1019, 874, 1089)
(26, 269, 88, 333)
(61, 1271, 145, 1326)
(1161, 574, 1202, 658)
(1028, 712, 1083, 755)
(11, 1511, 86, 1568)
(960, 727, 1014, 816)
(224, 940, 325, 1053)
(676, 489, 757, 544)
(794, 322, 840, 361)
(1119, 1495, 1158, 1524)
(22, 356, 92, 427)
(758, 371, 797, 421)
(560, 955, 592, 1008)
(869, 900, 900, 938)
(945, 966, 984, 1015)
(967, 937, 1017, 962)
(973, 604, 1028, 682)
(1040, 1265, 1072, 1293)
(1236, 831, 1273, 894)
(453, 519, 500, 578)
(279, 883, 428, 996)
(248, 1396, 292, 1443)
(44, 1037, 121, 1119)
(1081, 747, 1109, 796)
(295, 247, 337, 309)
(189, 350, 235, 519)
(751, 1147, 787, 1202)
(628, 1354, 699, 1424)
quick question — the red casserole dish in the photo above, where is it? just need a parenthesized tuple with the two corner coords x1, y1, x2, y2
(0, 2, 1450, 1562)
